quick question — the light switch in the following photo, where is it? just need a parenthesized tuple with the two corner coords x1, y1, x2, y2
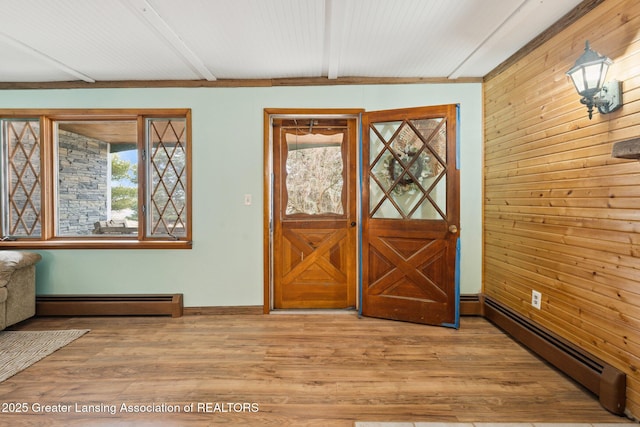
(244, 194, 252, 205)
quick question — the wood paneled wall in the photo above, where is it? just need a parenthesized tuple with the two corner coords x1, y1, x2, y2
(484, 0, 640, 419)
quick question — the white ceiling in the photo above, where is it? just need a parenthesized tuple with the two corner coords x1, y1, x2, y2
(0, 0, 584, 84)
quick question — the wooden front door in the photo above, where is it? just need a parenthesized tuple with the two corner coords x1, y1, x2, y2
(361, 105, 460, 327)
(271, 116, 358, 309)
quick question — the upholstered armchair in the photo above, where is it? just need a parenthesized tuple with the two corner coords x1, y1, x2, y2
(0, 251, 41, 330)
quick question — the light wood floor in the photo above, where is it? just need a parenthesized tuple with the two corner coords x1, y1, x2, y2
(0, 313, 632, 426)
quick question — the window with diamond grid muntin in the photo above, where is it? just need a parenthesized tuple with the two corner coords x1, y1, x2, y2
(0, 110, 191, 249)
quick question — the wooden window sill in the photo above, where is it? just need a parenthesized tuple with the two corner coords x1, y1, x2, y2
(0, 240, 193, 250)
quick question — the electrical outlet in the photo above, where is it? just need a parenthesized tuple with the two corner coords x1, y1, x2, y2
(531, 290, 542, 310)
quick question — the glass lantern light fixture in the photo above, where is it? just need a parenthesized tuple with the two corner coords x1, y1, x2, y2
(566, 40, 622, 119)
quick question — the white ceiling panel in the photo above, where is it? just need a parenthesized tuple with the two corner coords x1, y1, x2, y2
(449, 0, 587, 78)
(149, 0, 327, 79)
(0, 36, 80, 82)
(0, 0, 203, 81)
(0, 0, 585, 84)
(329, 0, 527, 78)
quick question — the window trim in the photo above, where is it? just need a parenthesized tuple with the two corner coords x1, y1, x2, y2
(0, 109, 192, 249)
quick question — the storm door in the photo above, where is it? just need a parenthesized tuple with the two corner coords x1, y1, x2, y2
(270, 116, 358, 309)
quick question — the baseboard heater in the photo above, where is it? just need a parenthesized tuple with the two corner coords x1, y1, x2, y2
(483, 296, 625, 415)
(36, 294, 183, 318)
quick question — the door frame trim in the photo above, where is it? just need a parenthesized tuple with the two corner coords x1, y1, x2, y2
(263, 109, 364, 313)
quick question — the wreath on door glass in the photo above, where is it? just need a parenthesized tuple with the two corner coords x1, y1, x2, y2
(383, 149, 432, 195)
(380, 124, 445, 195)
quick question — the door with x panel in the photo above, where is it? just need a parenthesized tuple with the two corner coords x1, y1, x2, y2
(271, 117, 357, 309)
(362, 105, 460, 327)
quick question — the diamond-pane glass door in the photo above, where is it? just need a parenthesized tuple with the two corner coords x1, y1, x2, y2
(362, 105, 460, 327)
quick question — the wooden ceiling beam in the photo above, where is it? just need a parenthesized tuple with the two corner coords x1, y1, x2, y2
(0, 76, 482, 90)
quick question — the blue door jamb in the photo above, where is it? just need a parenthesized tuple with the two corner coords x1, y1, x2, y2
(357, 113, 364, 317)
(441, 104, 462, 329)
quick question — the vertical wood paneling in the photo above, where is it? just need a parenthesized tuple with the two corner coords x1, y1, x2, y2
(484, 0, 640, 419)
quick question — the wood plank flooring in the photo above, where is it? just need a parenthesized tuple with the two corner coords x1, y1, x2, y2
(0, 314, 632, 426)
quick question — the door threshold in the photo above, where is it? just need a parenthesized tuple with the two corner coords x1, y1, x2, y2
(270, 308, 358, 315)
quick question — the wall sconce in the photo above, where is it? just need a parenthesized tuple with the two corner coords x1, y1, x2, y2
(566, 41, 622, 119)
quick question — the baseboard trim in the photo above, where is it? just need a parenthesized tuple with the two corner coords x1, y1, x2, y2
(183, 306, 263, 315)
(34, 295, 480, 318)
(36, 294, 183, 318)
(483, 295, 625, 415)
(460, 294, 483, 316)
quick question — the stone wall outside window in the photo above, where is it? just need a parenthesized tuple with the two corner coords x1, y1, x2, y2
(57, 130, 109, 236)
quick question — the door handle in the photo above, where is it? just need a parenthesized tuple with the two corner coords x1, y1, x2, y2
(350, 221, 357, 227)
(448, 224, 458, 234)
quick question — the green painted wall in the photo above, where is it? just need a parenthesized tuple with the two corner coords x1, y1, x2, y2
(0, 84, 482, 307)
